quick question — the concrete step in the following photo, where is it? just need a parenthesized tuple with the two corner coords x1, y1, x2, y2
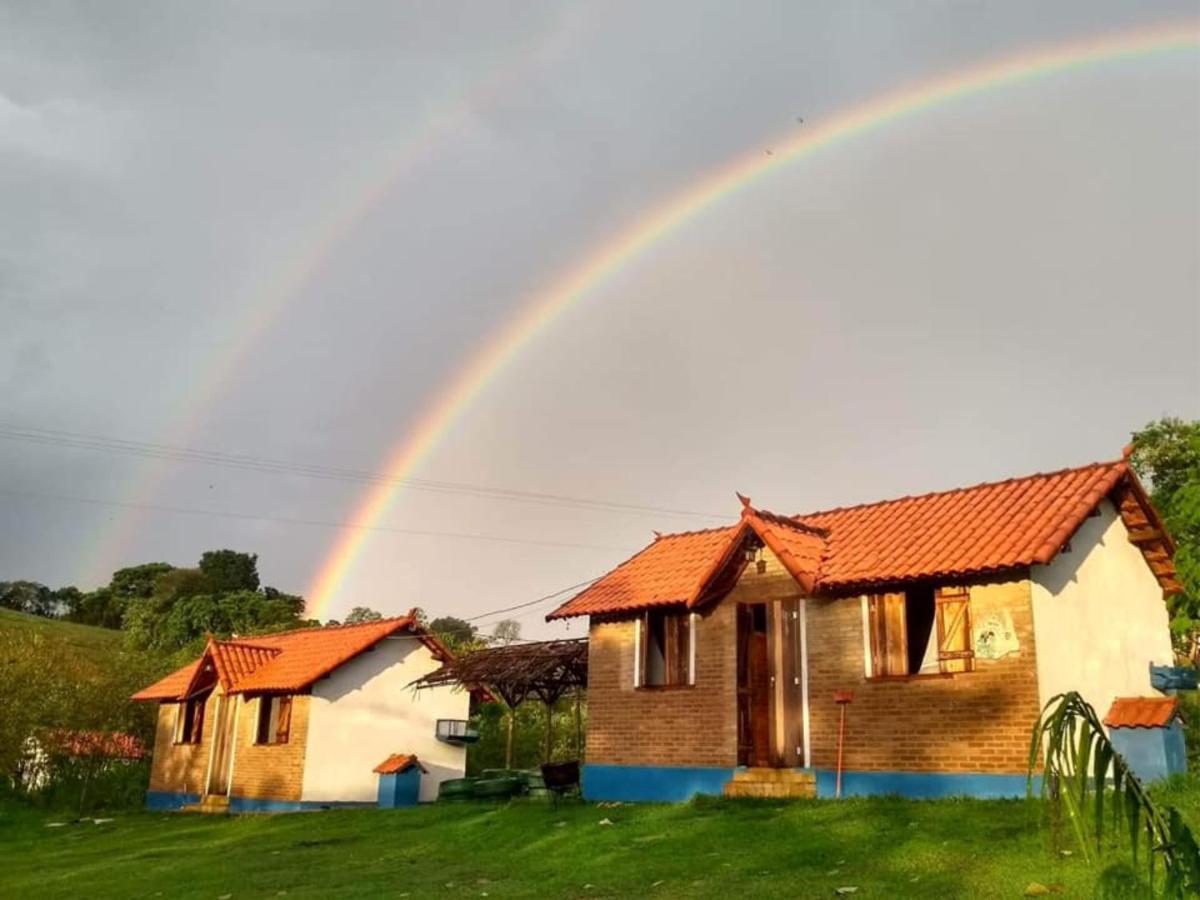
(722, 780, 815, 799)
(731, 768, 816, 784)
(183, 795, 231, 814)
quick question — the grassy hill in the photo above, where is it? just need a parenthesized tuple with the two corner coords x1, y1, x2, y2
(0, 608, 122, 666)
(3, 786, 1198, 899)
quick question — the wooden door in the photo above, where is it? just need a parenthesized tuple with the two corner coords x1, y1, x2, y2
(207, 694, 237, 796)
(769, 598, 803, 767)
(736, 604, 772, 767)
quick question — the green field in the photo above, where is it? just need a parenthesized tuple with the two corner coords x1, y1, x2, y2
(3, 785, 1198, 899)
(0, 607, 120, 665)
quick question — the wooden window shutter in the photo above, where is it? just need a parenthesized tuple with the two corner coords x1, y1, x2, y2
(275, 696, 293, 744)
(935, 586, 974, 673)
(666, 614, 690, 686)
(867, 592, 907, 676)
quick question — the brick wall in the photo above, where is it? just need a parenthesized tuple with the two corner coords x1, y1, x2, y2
(587, 601, 738, 767)
(229, 694, 311, 801)
(148, 692, 217, 796)
(585, 548, 1042, 775)
(806, 576, 1041, 774)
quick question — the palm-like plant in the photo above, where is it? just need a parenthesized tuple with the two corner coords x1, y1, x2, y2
(1028, 691, 1200, 897)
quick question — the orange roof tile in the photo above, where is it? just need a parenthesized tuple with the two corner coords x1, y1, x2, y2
(373, 753, 427, 775)
(1104, 696, 1180, 729)
(132, 613, 450, 701)
(549, 458, 1179, 620)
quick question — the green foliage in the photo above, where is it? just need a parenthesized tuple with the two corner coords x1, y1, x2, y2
(1131, 418, 1200, 657)
(1029, 691, 1200, 897)
(198, 550, 260, 593)
(344, 606, 383, 624)
(0, 580, 71, 618)
(466, 696, 586, 774)
(428, 616, 479, 652)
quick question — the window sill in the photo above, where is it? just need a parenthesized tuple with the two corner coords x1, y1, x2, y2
(635, 684, 695, 692)
(865, 672, 959, 683)
(172, 741, 202, 747)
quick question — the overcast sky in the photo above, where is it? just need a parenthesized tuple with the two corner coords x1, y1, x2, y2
(1, 1, 1197, 637)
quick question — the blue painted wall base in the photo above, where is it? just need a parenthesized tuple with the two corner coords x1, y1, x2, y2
(583, 765, 734, 802)
(581, 765, 1035, 802)
(144, 791, 376, 814)
(1110, 722, 1187, 784)
(145, 790, 200, 811)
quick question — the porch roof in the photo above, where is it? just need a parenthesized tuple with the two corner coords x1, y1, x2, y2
(548, 456, 1180, 620)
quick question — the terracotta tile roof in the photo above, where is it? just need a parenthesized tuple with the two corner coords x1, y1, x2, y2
(793, 461, 1131, 589)
(131, 659, 205, 702)
(549, 458, 1180, 620)
(132, 613, 449, 701)
(373, 753, 427, 775)
(1104, 696, 1180, 729)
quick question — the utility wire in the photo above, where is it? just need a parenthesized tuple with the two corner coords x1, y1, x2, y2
(0, 487, 637, 554)
(464, 576, 601, 623)
(0, 424, 727, 522)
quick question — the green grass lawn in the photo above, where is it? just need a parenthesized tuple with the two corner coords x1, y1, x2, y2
(4, 787, 1195, 899)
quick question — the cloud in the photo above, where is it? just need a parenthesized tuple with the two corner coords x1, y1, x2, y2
(0, 92, 126, 169)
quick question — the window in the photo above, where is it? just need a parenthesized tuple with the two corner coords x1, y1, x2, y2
(255, 696, 293, 745)
(639, 609, 692, 687)
(175, 694, 206, 744)
(867, 586, 974, 677)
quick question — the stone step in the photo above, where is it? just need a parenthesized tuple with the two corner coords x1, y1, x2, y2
(722, 780, 816, 800)
(183, 795, 231, 814)
(731, 768, 816, 784)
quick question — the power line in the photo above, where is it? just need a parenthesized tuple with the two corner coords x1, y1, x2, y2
(0, 487, 637, 554)
(0, 424, 727, 522)
(464, 576, 601, 623)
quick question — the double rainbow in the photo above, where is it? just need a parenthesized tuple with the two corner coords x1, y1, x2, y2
(305, 20, 1197, 618)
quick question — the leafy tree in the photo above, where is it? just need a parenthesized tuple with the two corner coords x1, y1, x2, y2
(198, 550, 259, 593)
(1130, 418, 1200, 658)
(344, 606, 383, 625)
(0, 581, 57, 617)
(110, 563, 175, 601)
(428, 616, 478, 651)
(490, 618, 522, 645)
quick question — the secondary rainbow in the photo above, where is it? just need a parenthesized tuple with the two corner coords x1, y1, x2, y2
(307, 20, 1198, 616)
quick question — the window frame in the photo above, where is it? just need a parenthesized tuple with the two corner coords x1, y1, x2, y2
(635, 608, 695, 689)
(254, 695, 293, 745)
(865, 586, 975, 680)
(174, 694, 206, 745)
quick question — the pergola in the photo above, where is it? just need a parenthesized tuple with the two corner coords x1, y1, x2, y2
(413, 638, 588, 767)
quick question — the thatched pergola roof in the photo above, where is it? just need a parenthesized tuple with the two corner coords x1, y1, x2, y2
(412, 638, 587, 708)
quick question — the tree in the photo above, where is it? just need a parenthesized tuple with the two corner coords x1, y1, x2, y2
(0, 581, 57, 617)
(491, 619, 521, 645)
(344, 606, 383, 625)
(198, 550, 259, 593)
(1131, 418, 1200, 657)
(428, 616, 477, 651)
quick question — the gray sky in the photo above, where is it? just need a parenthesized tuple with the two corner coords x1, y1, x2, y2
(1, 1, 1197, 637)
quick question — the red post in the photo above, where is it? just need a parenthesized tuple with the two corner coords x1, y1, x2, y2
(833, 691, 854, 799)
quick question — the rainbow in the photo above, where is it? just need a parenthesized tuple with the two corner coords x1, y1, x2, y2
(305, 20, 1197, 618)
(80, 10, 591, 585)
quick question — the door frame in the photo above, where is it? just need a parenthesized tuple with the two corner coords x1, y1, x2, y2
(736, 599, 807, 767)
(204, 692, 240, 796)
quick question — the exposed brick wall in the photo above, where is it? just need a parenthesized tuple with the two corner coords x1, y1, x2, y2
(148, 693, 217, 796)
(146, 690, 312, 800)
(229, 694, 311, 801)
(587, 602, 737, 768)
(585, 548, 1042, 775)
(806, 576, 1041, 774)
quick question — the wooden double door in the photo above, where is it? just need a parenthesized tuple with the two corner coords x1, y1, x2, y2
(736, 600, 804, 768)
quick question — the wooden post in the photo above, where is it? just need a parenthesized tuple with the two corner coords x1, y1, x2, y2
(505, 704, 516, 769)
(574, 686, 583, 760)
(544, 700, 554, 763)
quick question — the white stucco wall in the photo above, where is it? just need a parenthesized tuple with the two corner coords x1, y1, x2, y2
(299, 636, 469, 804)
(1030, 499, 1173, 720)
